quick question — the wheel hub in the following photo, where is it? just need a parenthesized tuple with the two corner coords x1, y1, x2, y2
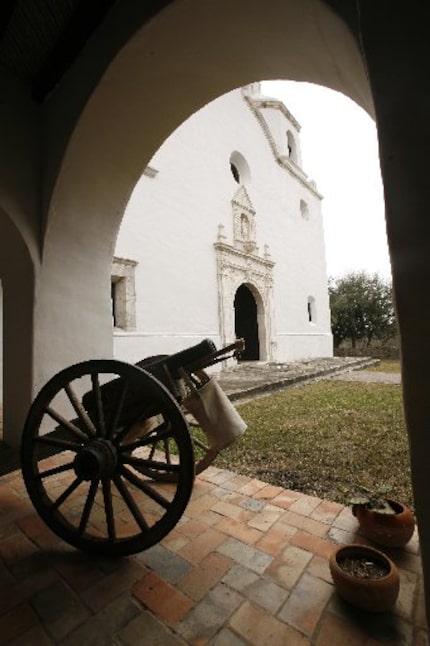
(74, 439, 117, 480)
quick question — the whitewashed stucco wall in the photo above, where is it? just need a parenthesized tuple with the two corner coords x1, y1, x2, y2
(113, 86, 332, 364)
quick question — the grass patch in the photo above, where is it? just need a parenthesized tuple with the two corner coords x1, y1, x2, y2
(366, 360, 401, 373)
(214, 380, 413, 510)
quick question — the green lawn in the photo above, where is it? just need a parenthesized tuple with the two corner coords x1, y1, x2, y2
(366, 360, 401, 373)
(213, 380, 413, 510)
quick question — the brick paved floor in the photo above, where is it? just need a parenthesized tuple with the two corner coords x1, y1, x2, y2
(0, 463, 427, 645)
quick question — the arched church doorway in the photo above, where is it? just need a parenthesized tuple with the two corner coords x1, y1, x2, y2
(234, 284, 260, 360)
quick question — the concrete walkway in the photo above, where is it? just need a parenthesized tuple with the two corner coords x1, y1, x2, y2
(218, 356, 381, 401)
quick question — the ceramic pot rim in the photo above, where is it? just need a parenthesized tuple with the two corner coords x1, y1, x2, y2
(332, 543, 395, 583)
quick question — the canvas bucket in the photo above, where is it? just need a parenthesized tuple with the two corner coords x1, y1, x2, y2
(183, 377, 247, 451)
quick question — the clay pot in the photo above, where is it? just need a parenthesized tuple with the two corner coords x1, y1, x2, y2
(329, 544, 400, 612)
(352, 500, 415, 548)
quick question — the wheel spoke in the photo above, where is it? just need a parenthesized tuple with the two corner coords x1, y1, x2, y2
(51, 477, 83, 510)
(64, 383, 97, 437)
(91, 373, 106, 437)
(107, 380, 128, 440)
(38, 461, 75, 480)
(102, 478, 116, 541)
(114, 402, 159, 445)
(120, 466, 171, 510)
(119, 421, 171, 453)
(113, 475, 149, 532)
(162, 438, 172, 464)
(78, 479, 99, 535)
(45, 407, 89, 442)
(35, 436, 82, 452)
(122, 455, 180, 475)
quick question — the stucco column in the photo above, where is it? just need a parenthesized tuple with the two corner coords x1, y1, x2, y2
(359, 0, 430, 626)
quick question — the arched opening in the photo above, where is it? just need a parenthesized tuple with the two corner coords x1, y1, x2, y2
(234, 284, 260, 360)
(229, 151, 251, 185)
(287, 130, 298, 163)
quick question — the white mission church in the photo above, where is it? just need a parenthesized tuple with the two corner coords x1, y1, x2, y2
(112, 83, 333, 366)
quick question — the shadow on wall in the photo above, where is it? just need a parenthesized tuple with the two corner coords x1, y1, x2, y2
(0, 281, 2, 403)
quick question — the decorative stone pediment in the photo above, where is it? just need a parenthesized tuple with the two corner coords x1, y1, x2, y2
(214, 187, 276, 360)
(232, 186, 257, 253)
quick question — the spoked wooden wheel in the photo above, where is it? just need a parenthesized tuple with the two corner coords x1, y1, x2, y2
(20, 360, 195, 556)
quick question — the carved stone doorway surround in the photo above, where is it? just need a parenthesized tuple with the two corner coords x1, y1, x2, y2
(214, 229, 275, 361)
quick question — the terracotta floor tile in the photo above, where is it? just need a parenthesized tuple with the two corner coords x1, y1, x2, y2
(203, 469, 237, 485)
(272, 490, 300, 509)
(222, 475, 252, 492)
(230, 600, 310, 646)
(278, 572, 333, 635)
(178, 527, 227, 565)
(137, 544, 191, 584)
(162, 530, 190, 553)
(253, 484, 285, 501)
(0, 603, 39, 643)
(309, 499, 343, 524)
(0, 531, 39, 565)
(177, 517, 214, 539)
(316, 611, 368, 646)
(177, 582, 243, 642)
(332, 506, 358, 532)
(288, 495, 322, 517)
(30, 579, 91, 641)
(81, 559, 147, 612)
(133, 571, 194, 625)
(266, 545, 312, 589)
(282, 509, 330, 536)
(255, 520, 297, 557)
(222, 563, 260, 591)
(117, 609, 186, 646)
(238, 478, 267, 497)
(212, 499, 253, 522)
(215, 516, 263, 544)
(243, 577, 289, 613)
(305, 555, 332, 583)
(61, 593, 140, 645)
(247, 506, 283, 532)
(395, 569, 418, 621)
(178, 552, 233, 601)
(185, 493, 219, 518)
(7, 623, 52, 646)
(290, 531, 337, 559)
(217, 537, 273, 574)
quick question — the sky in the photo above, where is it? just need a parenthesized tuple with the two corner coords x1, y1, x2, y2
(261, 81, 391, 280)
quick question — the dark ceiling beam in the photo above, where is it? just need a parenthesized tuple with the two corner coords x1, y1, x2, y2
(32, 0, 118, 102)
(0, 0, 18, 41)
(32, 0, 174, 103)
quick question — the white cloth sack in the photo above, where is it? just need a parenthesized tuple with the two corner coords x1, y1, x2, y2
(183, 378, 247, 450)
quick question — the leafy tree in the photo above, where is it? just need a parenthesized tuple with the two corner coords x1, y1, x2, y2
(329, 271, 395, 348)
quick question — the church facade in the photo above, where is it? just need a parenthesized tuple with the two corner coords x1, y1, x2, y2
(112, 84, 333, 365)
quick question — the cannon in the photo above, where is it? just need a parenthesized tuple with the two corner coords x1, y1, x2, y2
(20, 339, 246, 556)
